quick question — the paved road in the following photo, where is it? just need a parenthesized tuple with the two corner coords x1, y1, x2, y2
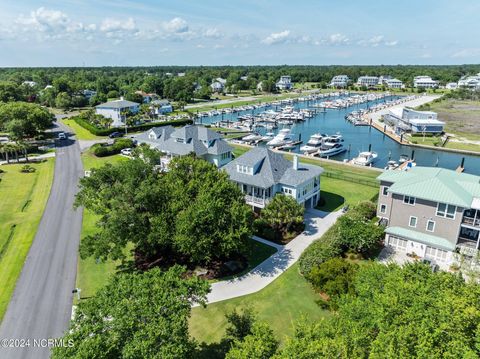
(0, 121, 83, 359)
(206, 208, 342, 303)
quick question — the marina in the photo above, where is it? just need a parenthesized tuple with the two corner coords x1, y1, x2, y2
(195, 92, 480, 175)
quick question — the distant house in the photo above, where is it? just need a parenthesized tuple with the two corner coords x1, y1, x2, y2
(446, 82, 458, 90)
(329, 75, 350, 88)
(135, 125, 232, 168)
(276, 76, 293, 90)
(223, 147, 323, 209)
(458, 73, 480, 90)
(22, 81, 37, 87)
(384, 107, 445, 134)
(177, 72, 186, 77)
(44, 85, 54, 90)
(210, 77, 227, 93)
(377, 167, 480, 266)
(240, 76, 249, 81)
(385, 78, 404, 89)
(82, 89, 97, 100)
(135, 90, 158, 103)
(413, 76, 439, 89)
(95, 98, 140, 127)
(150, 99, 173, 115)
(356, 76, 379, 88)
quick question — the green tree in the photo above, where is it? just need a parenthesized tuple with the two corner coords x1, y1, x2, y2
(336, 215, 384, 254)
(0, 81, 21, 102)
(307, 258, 358, 299)
(0, 102, 53, 140)
(51, 266, 209, 359)
(226, 323, 279, 359)
(261, 194, 304, 237)
(55, 92, 72, 109)
(224, 307, 257, 343)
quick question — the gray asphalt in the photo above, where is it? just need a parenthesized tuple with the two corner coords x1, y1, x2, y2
(0, 121, 83, 359)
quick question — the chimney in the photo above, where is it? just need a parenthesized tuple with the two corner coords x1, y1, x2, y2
(293, 155, 299, 170)
(120, 96, 124, 101)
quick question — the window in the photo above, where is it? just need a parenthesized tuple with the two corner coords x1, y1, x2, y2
(426, 220, 435, 232)
(409, 216, 417, 228)
(382, 186, 389, 196)
(388, 236, 407, 250)
(403, 196, 415, 205)
(380, 204, 387, 214)
(282, 187, 292, 195)
(425, 246, 448, 262)
(436, 203, 456, 219)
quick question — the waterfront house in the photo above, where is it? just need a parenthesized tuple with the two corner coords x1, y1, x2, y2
(329, 75, 350, 88)
(276, 76, 294, 90)
(385, 78, 404, 89)
(458, 73, 480, 90)
(95, 98, 140, 127)
(150, 99, 173, 115)
(135, 124, 232, 168)
(377, 167, 480, 265)
(223, 147, 323, 209)
(356, 76, 379, 88)
(211, 77, 227, 93)
(384, 107, 445, 134)
(413, 76, 439, 89)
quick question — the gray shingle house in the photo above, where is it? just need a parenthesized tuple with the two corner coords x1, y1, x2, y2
(135, 125, 232, 168)
(223, 147, 323, 209)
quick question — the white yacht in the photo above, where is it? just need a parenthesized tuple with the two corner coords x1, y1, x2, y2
(300, 133, 326, 153)
(260, 132, 275, 142)
(352, 151, 378, 166)
(267, 129, 295, 147)
(315, 142, 346, 157)
(242, 132, 262, 142)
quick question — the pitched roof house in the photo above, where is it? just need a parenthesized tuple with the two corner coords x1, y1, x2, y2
(95, 99, 140, 127)
(135, 125, 232, 168)
(223, 147, 323, 208)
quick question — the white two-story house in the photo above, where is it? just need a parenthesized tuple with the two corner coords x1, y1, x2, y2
(95, 98, 140, 127)
(223, 147, 323, 209)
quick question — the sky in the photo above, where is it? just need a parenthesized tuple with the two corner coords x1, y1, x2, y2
(0, 0, 479, 67)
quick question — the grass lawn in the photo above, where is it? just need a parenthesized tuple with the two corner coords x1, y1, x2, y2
(0, 159, 55, 320)
(190, 263, 328, 345)
(62, 118, 104, 141)
(76, 151, 127, 298)
(317, 176, 379, 212)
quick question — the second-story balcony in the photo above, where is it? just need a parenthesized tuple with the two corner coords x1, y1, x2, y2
(462, 216, 480, 228)
(244, 195, 271, 208)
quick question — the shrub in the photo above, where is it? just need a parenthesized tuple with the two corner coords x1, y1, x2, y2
(20, 164, 36, 173)
(299, 227, 342, 276)
(348, 201, 377, 221)
(306, 257, 358, 298)
(92, 138, 134, 157)
(337, 215, 384, 255)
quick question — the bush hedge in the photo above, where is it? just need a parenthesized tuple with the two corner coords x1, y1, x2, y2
(92, 138, 134, 157)
(72, 116, 193, 136)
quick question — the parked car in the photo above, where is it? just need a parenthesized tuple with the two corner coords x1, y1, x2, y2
(120, 148, 133, 156)
(58, 132, 66, 140)
(109, 131, 123, 138)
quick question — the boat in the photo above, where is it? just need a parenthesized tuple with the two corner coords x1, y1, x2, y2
(315, 142, 347, 157)
(352, 151, 378, 166)
(300, 133, 326, 153)
(260, 132, 275, 142)
(324, 134, 344, 144)
(267, 129, 295, 147)
(241, 132, 262, 142)
(398, 154, 409, 163)
(384, 160, 399, 170)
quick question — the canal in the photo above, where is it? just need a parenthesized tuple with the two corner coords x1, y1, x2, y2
(196, 95, 480, 175)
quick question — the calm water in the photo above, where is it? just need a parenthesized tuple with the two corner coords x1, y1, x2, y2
(196, 95, 480, 175)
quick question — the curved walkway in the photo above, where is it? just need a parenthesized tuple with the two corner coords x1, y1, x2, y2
(206, 208, 342, 303)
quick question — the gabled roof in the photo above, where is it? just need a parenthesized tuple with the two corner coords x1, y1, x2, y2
(151, 99, 171, 106)
(378, 167, 480, 208)
(96, 99, 140, 109)
(223, 147, 323, 188)
(135, 125, 231, 158)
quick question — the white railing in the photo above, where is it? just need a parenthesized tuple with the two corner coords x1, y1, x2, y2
(244, 195, 271, 207)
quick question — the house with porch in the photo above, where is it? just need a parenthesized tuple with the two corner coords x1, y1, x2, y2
(223, 147, 323, 209)
(135, 124, 232, 168)
(377, 167, 480, 266)
(150, 99, 173, 115)
(95, 98, 140, 127)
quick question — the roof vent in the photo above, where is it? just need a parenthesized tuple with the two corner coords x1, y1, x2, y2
(293, 155, 299, 170)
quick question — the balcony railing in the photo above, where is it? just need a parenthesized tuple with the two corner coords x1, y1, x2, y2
(462, 216, 480, 227)
(244, 195, 271, 207)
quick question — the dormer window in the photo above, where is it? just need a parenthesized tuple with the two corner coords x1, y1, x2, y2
(237, 165, 252, 175)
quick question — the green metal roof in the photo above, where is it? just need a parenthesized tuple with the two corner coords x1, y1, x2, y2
(385, 226, 456, 251)
(378, 167, 480, 208)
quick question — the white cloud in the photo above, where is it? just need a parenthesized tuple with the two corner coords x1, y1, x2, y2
(327, 33, 350, 45)
(451, 48, 480, 58)
(163, 17, 189, 33)
(385, 40, 398, 47)
(100, 18, 136, 32)
(356, 35, 398, 47)
(262, 30, 291, 45)
(17, 7, 70, 33)
(203, 27, 222, 39)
